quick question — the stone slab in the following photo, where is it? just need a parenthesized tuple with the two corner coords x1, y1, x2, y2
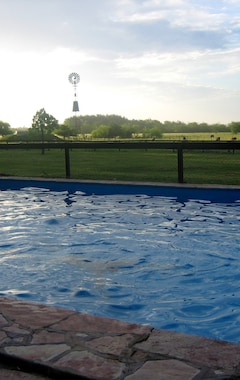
(51, 312, 151, 336)
(55, 350, 126, 379)
(85, 333, 136, 357)
(0, 297, 74, 329)
(4, 344, 70, 362)
(135, 329, 240, 370)
(125, 359, 200, 380)
(0, 368, 48, 379)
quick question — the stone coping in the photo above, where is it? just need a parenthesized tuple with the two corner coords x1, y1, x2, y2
(0, 297, 240, 379)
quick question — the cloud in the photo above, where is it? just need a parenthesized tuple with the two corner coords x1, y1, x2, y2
(109, 0, 239, 52)
(0, 0, 112, 51)
(0, 0, 237, 61)
(114, 47, 240, 87)
(0, 0, 240, 126)
(0, 0, 231, 53)
(111, 0, 224, 30)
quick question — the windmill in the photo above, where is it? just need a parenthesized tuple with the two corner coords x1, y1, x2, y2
(68, 72, 80, 113)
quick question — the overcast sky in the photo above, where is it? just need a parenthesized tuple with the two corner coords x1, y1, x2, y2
(0, 0, 240, 128)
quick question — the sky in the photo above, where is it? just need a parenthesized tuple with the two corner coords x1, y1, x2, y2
(0, 0, 240, 128)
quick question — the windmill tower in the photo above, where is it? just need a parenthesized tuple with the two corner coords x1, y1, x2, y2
(68, 72, 80, 113)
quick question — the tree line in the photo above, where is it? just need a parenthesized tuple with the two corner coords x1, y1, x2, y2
(1, 109, 240, 141)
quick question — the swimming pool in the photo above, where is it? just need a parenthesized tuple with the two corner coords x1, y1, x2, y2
(1, 178, 240, 343)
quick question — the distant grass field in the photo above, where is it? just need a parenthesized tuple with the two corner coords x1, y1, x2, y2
(0, 145, 240, 185)
(162, 131, 236, 141)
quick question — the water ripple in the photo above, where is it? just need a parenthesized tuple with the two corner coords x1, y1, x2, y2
(0, 188, 240, 343)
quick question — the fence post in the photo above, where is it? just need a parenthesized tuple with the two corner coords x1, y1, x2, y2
(65, 147, 71, 178)
(177, 146, 184, 183)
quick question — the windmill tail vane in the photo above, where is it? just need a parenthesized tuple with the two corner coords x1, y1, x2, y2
(73, 100, 79, 112)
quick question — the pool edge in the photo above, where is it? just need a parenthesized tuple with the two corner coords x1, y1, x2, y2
(1, 175, 240, 190)
(0, 296, 239, 379)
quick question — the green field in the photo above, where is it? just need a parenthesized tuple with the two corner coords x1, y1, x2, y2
(0, 146, 240, 185)
(162, 131, 236, 141)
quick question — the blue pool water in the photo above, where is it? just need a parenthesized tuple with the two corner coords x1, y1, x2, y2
(0, 179, 240, 343)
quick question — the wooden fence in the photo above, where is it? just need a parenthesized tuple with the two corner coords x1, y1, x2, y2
(0, 141, 239, 183)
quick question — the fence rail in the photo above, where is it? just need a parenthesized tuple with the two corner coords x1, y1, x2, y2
(0, 141, 239, 183)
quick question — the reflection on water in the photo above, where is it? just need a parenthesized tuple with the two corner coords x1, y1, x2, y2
(0, 187, 240, 343)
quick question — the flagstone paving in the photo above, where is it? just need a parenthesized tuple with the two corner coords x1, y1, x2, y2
(0, 297, 240, 379)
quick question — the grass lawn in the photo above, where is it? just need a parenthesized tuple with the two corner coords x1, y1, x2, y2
(183, 150, 240, 184)
(0, 149, 65, 178)
(0, 147, 240, 185)
(69, 149, 178, 182)
(0, 149, 240, 185)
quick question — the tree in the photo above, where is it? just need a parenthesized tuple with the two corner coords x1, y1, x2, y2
(149, 126, 162, 138)
(91, 125, 110, 138)
(31, 108, 58, 153)
(56, 124, 77, 139)
(108, 123, 122, 138)
(0, 121, 11, 136)
(121, 124, 135, 138)
(229, 122, 240, 134)
(64, 116, 81, 135)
